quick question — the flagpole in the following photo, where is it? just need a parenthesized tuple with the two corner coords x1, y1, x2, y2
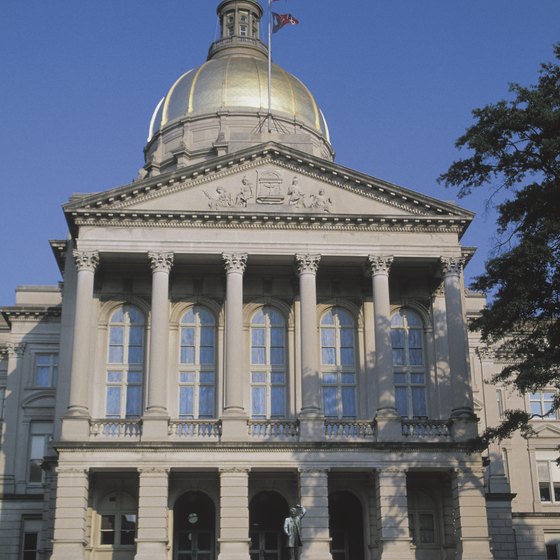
(267, 0, 272, 133)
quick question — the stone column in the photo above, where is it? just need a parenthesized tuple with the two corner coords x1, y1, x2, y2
(299, 468, 332, 560)
(452, 467, 494, 560)
(62, 250, 99, 440)
(440, 257, 476, 438)
(376, 468, 414, 560)
(368, 256, 401, 440)
(135, 468, 170, 560)
(218, 467, 251, 560)
(295, 254, 323, 440)
(222, 253, 248, 440)
(50, 467, 89, 560)
(143, 252, 174, 440)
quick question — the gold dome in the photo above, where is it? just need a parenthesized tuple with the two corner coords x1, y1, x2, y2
(148, 55, 329, 142)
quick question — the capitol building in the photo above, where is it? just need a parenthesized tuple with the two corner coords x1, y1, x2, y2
(1, 1, 559, 559)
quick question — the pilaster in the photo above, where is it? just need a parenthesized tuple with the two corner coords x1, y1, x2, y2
(299, 468, 333, 560)
(218, 467, 251, 560)
(135, 467, 170, 560)
(221, 253, 249, 441)
(295, 254, 324, 441)
(376, 467, 414, 560)
(50, 467, 89, 560)
(452, 467, 494, 560)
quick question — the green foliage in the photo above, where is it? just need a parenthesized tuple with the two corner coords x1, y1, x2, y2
(440, 44, 560, 447)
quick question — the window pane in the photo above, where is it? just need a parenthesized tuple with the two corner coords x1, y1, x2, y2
(181, 327, 195, 345)
(340, 348, 354, 366)
(323, 387, 338, 417)
(341, 373, 355, 385)
(29, 461, 43, 483)
(111, 308, 125, 323)
(392, 349, 405, 366)
(337, 309, 353, 327)
(411, 373, 425, 385)
(408, 329, 423, 349)
(270, 348, 284, 365)
(409, 349, 423, 366)
(110, 327, 124, 344)
(252, 373, 266, 383)
(395, 387, 408, 416)
(342, 387, 356, 417)
(179, 387, 194, 417)
(199, 386, 215, 417)
(419, 513, 435, 543)
(251, 348, 266, 365)
(323, 373, 338, 385)
(180, 372, 195, 383)
(391, 329, 405, 349)
(200, 327, 215, 346)
(125, 386, 142, 417)
(340, 329, 354, 347)
(251, 309, 265, 324)
(271, 373, 285, 384)
(271, 386, 285, 417)
(252, 387, 266, 417)
(35, 367, 51, 387)
(129, 326, 144, 346)
(406, 310, 422, 327)
(128, 346, 143, 364)
(108, 371, 122, 382)
(128, 371, 142, 383)
(271, 327, 284, 346)
(321, 329, 336, 347)
(251, 328, 265, 346)
(321, 310, 335, 325)
(200, 372, 215, 384)
(393, 372, 406, 385)
(532, 401, 544, 416)
(109, 346, 124, 364)
(182, 308, 195, 324)
(547, 544, 559, 559)
(106, 387, 121, 416)
(538, 461, 551, 482)
(541, 483, 552, 502)
(200, 347, 215, 365)
(198, 307, 214, 325)
(267, 308, 284, 325)
(322, 348, 336, 365)
(411, 387, 427, 417)
(23, 532, 38, 550)
(127, 306, 143, 324)
(180, 347, 195, 364)
(36, 354, 50, 365)
(121, 514, 137, 544)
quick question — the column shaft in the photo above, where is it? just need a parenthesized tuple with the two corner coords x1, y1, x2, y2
(299, 468, 332, 560)
(218, 468, 250, 560)
(50, 468, 89, 560)
(452, 468, 494, 560)
(376, 468, 414, 560)
(67, 251, 99, 417)
(146, 252, 174, 415)
(440, 257, 474, 418)
(135, 468, 169, 560)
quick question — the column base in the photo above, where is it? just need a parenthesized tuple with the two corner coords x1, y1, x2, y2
(60, 415, 90, 441)
(141, 415, 169, 441)
(375, 413, 402, 442)
(299, 415, 325, 441)
(220, 414, 248, 441)
(217, 538, 251, 560)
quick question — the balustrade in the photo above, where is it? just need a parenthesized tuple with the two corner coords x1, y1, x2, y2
(90, 419, 142, 438)
(247, 419, 299, 438)
(401, 418, 451, 438)
(168, 419, 222, 439)
(324, 419, 376, 439)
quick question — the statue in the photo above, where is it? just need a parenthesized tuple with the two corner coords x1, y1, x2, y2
(284, 504, 306, 560)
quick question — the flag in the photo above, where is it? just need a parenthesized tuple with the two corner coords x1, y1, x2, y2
(272, 12, 299, 33)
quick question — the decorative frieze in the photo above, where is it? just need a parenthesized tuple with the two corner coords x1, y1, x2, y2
(367, 255, 394, 276)
(148, 251, 174, 273)
(72, 250, 99, 272)
(222, 252, 248, 273)
(295, 254, 321, 275)
(440, 256, 465, 277)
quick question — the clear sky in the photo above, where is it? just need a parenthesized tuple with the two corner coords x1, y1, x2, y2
(0, 0, 558, 305)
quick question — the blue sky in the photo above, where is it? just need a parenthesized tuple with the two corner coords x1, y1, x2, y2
(0, 0, 558, 305)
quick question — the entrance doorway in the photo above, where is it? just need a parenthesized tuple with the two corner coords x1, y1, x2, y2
(328, 491, 365, 560)
(249, 491, 289, 560)
(174, 491, 216, 560)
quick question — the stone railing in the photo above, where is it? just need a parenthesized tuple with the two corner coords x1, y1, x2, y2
(248, 419, 299, 439)
(401, 419, 451, 439)
(208, 36, 268, 58)
(90, 419, 142, 438)
(324, 419, 376, 439)
(169, 419, 222, 439)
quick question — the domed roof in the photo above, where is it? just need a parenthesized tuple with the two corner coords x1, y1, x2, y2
(148, 55, 329, 142)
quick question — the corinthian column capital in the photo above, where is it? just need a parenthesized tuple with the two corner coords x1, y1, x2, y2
(222, 252, 248, 274)
(440, 256, 465, 277)
(6, 342, 26, 358)
(295, 254, 321, 275)
(367, 255, 394, 276)
(148, 251, 174, 273)
(73, 250, 99, 272)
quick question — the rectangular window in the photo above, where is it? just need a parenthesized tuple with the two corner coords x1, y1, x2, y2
(34, 353, 58, 387)
(546, 534, 560, 559)
(537, 452, 560, 503)
(28, 422, 53, 483)
(530, 392, 557, 419)
(408, 512, 436, 545)
(21, 519, 42, 560)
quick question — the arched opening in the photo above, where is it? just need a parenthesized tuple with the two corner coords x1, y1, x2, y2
(173, 491, 216, 560)
(328, 491, 365, 560)
(249, 491, 289, 560)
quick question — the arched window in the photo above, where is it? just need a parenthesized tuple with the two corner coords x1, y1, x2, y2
(105, 305, 145, 418)
(391, 308, 427, 418)
(250, 307, 287, 418)
(179, 306, 216, 418)
(320, 308, 357, 418)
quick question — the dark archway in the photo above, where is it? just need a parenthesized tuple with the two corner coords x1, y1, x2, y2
(329, 491, 365, 560)
(174, 491, 216, 560)
(249, 491, 290, 560)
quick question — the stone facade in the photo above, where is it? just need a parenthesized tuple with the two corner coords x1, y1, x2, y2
(0, 2, 557, 559)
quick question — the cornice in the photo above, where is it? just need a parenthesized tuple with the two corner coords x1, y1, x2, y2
(0, 306, 62, 326)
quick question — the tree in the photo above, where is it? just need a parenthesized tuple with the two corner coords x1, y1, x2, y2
(439, 44, 560, 449)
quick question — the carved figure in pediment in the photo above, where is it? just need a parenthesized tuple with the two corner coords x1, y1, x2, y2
(257, 171, 285, 204)
(288, 176, 305, 208)
(310, 188, 332, 213)
(235, 176, 254, 207)
(204, 186, 233, 210)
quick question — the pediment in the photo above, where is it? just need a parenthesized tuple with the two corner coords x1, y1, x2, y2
(531, 423, 560, 438)
(65, 142, 473, 229)
(21, 392, 56, 409)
